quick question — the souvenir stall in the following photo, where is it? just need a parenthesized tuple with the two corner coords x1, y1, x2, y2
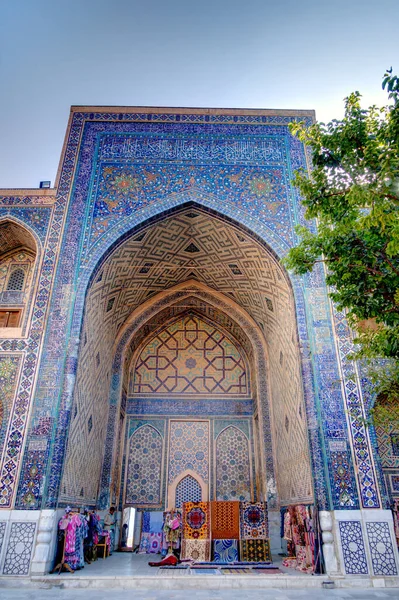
(281, 504, 322, 574)
(138, 501, 271, 567)
(52, 508, 111, 573)
(180, 500, 270, 563)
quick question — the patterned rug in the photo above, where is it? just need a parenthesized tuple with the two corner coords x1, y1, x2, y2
(191, 568, 220, 575)
(239, 502, 268, 540)
(221, 568, 252, 574)
(252, 567, 282, 574)
(211, 501, 240, 539)
(142, 512, 151, 533)
(159, 564, 189, 570)
(138, 532, 163, 554)
(183, 502, 210, 540)
(240, 539, 271, 562)
(213, 539, 239, 563)
(181, 539, 211, 561)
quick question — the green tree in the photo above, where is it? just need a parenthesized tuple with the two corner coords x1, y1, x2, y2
(284, 70, 399, 414)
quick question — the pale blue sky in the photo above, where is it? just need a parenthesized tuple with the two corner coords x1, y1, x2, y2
(0, 0, 398, 188)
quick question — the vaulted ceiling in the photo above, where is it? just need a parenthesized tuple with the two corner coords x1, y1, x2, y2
(86, 207, 295, 346)
(0, 221, 37, 256)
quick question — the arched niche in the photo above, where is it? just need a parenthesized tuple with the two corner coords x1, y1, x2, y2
(168, 469, 208, 510)
(0, 219, 39, 333)
(215, 425, 252, 502)
(125, 424, 163, 507)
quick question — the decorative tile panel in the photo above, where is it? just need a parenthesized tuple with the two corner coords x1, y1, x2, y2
(0, 521, 6, 556)
(125, 424, 163, 506)
(216, 426, 251, 501)
(132, 314, 248, 396)
(175, 475, 202, 508)
(366, 522, 397, 576)
(6, 108, 347, 517)
(168, 421, 209, 484)
(0, 207, 51, 243)
(0, 355, 22, 459)
(339, 521, 368, 575)
(2, 522, 36, 575)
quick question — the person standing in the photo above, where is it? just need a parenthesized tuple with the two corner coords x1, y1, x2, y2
(103, 506, 116, 554)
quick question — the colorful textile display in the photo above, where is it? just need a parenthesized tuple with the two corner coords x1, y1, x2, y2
(211, 501, 240, 539)
(239, 502, 268, 540)
(213, 539, 239, 563)
(162, 510, 182, 552)
(240, 539, 271, 562)
(84, 511, 102, 562)
(141, 511, 164, 533)
(181, 539, 211, 561)
(282, 505, 316, 573)
(58, 512, 88, 570)
(138, 532, 151, 554)
(148, 532, 163, 553)
(138, 532, 163, 554)
(149, 554, 178, 567)
(142, 512, 151, 533)
(183, 502, 210, 540)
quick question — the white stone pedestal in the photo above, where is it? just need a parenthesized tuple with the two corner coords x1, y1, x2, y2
(326, 509, 399, 578)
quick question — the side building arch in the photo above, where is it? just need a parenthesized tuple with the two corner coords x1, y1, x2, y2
(0, 219, 40, 334)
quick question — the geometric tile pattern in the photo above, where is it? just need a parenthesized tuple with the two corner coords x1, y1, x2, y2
(0, 521, 6, 556)
(366, 522, 397, 576)
(175, 475, 202, 508)
(331, 307, 380, 508)
(0, 208, 51, 246)
(0, 355, 22, 462)
(0, 250, 35, 299)
(391, 475, 399, 493)
(0, 220, 37, 255)
(375, 397, 399, 469)
(168, 420, 209, 484)
(339, 521, 368, 575)
(2, 522, 36, 575)
(0, 196, 60, 509)
(125, 424, 163, 506)
(132, 315, 248, 396)
(216, 426, 251, 501)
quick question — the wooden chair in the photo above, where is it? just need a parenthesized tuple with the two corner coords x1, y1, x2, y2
(96, 536, 109, 559)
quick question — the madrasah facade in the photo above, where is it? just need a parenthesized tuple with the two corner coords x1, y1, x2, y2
(0, 106, 398, 580)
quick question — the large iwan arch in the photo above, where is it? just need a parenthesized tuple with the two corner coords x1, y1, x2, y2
(57, 207, 315, 555)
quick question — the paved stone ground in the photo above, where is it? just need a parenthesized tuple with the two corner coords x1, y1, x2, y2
(1, 589, 399, 599)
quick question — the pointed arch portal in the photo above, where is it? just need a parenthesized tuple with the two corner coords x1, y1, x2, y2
(59, 206, 314, 516)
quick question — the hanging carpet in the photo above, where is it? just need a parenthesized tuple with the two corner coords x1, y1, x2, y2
(213, 539, 239, 563)
(210, 501, 240, 539)
(181, 539, 211, 561)
(240, 539, 271, 562)
(239, 502, 268, 540)
(182, 502, 210, 540)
